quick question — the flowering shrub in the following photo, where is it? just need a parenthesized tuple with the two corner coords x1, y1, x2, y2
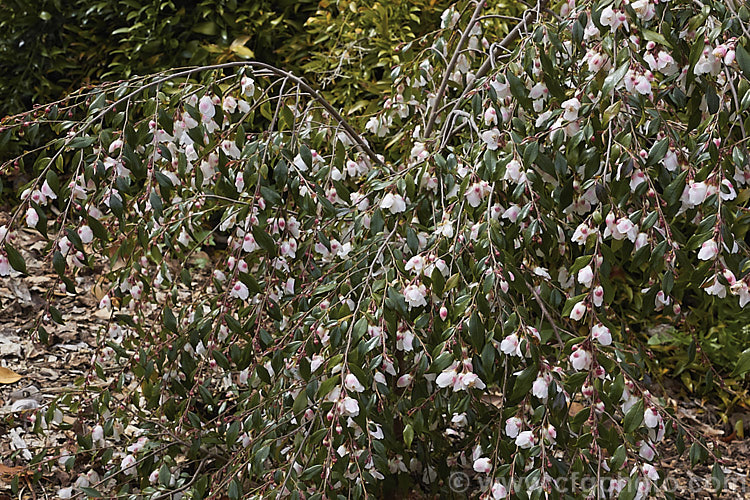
(2, 0, 750, 497)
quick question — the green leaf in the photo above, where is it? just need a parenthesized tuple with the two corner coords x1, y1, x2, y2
(731, 349, 750, 377)
(647, 138, 669, 165)
(403, 424, 414, 447)
(5, 243, 26, 274)
(712, 462, 725, 493)
(68, 136, 96, 149)
(292, 390, 308, 415)
(737, 44, 750, 79)
(251, 226, 276, 254)
(53, 251, 65, 276)
(623, 399, 644, 433)
(642, 29, 672, 49)
(602, 61, 630, 97)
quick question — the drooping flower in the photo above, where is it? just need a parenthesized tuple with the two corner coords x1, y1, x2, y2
(345, 373, 365, 393)
(591, 323, 612, 346)
(697, 239, 718, 260)
(403, 283, 428, 309)
(473, 457, 492, 473)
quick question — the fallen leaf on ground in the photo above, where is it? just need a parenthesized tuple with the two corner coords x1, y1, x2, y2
(0, 367, 22, 384)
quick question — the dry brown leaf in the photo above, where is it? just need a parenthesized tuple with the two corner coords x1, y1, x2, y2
(0, 463, 28, 481)
(0, 367, 22, 384)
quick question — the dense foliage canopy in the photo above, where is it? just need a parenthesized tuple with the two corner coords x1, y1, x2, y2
(1, 0, 750, 498)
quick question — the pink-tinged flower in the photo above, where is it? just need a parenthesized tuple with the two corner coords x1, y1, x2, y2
(484, 107, 498, 126)
(505, 417, 522, 438)
(230, 282, 249, 300)
(697, 239, 718, 260)
(592, 286, 604, 307)
(577, 265, 594, 288)
(561, 97, 581, 121)
(99, 295, 111, 309)
(502, 204, 521, 223)
(396, 374, 413, 388)
(570, 346, 592, 371)
(340, 397, 360, 417)
(491, 481, 508, 499)
(732, 282, 750, 307)
(198, 95, 215, 120)
(241, 76, 255, 96)
(630, 169, 646, 191)
(500, 333, 522, 356)
(503, 159, 524, 183)
(591, 323, 612, 346)
(705, 277, 726, 298)
(405, 255, 425, 274)
(121, 454, 137, 475)
(466, 181, 490, 207)
(403, 283, 428, 309)
(545, 424, 557, 441)
(688, 181, 708, 205)
(436, 367, 458, 389)
(380, 193, 407, 214)
(644, 407, 660, 428)
(77, 225, 94, 244)
(571, 223, 591, 245)
(515, 430, 535, 449)
(108, 139, 123, 153)
(643, 463, 659, 481)
(457, 372, 486, 391)
(0, 255, 9, 276)
(345, 373, 365, 393)
(393, 329, 414, 352)
(638, 440, 656, 460)
(480, 128, 501, 150)
(41, 180, 57, 200)
(569, 301, 587, 321)
(439, 306, 448, 321)
(25, 207, 39, 228)
(720, 179, 737, 201)
(473, 457, 492, 473)
(532, 375, 550, 399)
(221, 140, 241, 159)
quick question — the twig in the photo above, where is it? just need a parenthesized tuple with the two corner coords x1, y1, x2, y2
(424, 0, 485, 137)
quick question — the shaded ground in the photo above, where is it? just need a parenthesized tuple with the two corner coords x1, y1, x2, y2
(0, 222, 748, 498)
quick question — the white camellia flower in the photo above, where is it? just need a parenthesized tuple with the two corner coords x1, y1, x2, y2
(570, 346, 592, 371)
(26, 207, 39, 228)
(229, 282, 249, 300)
(481, 128, 501, 150)
(473, 457, 492, 473)
(403, 283, 428, 309)
(380, 193, 407, 214)
(561, 97, 581, 121)
(644, 407, 660, 428)
(639, 440, 656, 461)
(465, 181, 490, 207)
(505, 417, 522, 438)
(491, 481, 508, 499)
(591, 323, 612, 346)
(340, 397, 360, 417)
(569, 301, 587, 321)
(345, 373, 365, 393)
(500, 333, 522, 357)
(697, 239, 718, 260)
(77, 225, 94, 244)
(396, 374, 413, 388)
(198, 95, 215, 120)
(577, 265, 594, 288)
(121, 454, 137, 475)
(532, 375, 549, 399)
(436, 367, 458, 389)
(515, 430, 535, 449)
